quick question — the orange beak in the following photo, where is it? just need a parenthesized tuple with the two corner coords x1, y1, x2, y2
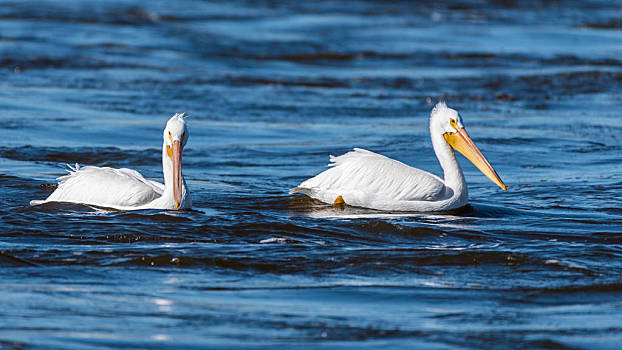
(443, 127, 506, 191)
(171, 140, 183, 209)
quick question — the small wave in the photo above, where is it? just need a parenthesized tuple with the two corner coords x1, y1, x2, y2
(519, 282, 622, 295)
(0, 251, 39, 267)
(581, 18, 622, 30)
(227, 75, 346, 88)
(0, 146, 160, 167)
(259, 236, 298, 244)
(0, 56, 164, 72)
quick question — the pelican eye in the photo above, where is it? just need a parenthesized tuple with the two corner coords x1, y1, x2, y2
(168, 131, 173, 143)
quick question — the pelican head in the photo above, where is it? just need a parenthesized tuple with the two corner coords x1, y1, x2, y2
(431, 102, 506, 190)
(163, 113, 189, 209)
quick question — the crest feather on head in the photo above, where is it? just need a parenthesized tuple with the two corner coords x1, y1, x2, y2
(431, 101, 448, 115)
(173, 112, 188, 120)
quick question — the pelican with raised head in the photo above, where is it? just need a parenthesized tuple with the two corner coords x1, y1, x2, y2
(31, 113, 191, 210)
(290, 102, 506, 212)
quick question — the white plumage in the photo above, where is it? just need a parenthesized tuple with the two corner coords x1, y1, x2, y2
(33, 164, 163, 208)
(31, 113, 191, 210)
(296, 148, 445, 203)
(291, 102, 506, 212)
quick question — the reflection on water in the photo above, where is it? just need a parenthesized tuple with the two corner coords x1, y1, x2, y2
(1, 0, 622, 348)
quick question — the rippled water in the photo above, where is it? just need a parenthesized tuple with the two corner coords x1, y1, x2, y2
(1, 0, 622, 348)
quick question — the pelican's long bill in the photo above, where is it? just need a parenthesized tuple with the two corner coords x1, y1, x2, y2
(443, 127, 506, 191)
(171, 140, 183, 209)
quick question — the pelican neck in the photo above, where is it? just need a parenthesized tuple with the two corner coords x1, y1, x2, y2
(430, 128, 467, 197)
(161, 142, 175, 195)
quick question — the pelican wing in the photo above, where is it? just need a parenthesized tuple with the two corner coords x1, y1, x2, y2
(41, 164, 162, 208)
(291, 148, 446, 206)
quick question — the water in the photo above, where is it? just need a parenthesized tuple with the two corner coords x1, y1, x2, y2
(1, 0, 622, 348)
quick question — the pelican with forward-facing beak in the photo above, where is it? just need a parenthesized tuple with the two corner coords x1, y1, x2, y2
(31, 113, 191, 210)
(290, 102, 506, 211)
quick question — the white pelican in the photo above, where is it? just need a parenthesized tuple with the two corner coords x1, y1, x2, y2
(290, 102, 506, 212)
(31, 113, 191, 210)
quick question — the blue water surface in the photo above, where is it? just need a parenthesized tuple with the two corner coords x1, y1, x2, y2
(1, 1, 622, 349)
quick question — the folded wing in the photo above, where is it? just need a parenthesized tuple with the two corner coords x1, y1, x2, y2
(291, 148, 446, 206)
(39, 164, 162, 208)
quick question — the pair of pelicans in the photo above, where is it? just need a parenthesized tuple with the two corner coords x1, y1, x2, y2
(31, 102, 506, 212)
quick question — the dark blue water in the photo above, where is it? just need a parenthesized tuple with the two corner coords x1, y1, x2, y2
(1, 1, 622, 348)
